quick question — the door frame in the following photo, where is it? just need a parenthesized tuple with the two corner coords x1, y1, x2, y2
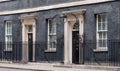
(63, 10, 85, 65)
(20, 16, 36, 63)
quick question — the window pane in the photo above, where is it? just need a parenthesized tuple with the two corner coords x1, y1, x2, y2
(98, 23, 101, 30)
(98, 15, 101, 22)
(53, 23, 56, 33)
(6, 36, 12, 49)
(49, 42, 56, 48)
(98, 40, 102, 47)
(10, 25, 12, 35)
(102, 22, 107, 30)
(49, 22, 52, 33)
(98, 39, 107, 47)
(49, 21, 54, 34)
(103, 32, 107, 38)
(49, 35, 56, 41)
(51, 24, 55, 33)
(6, 22, 12, 35)
(101, 14, 106, 22)
(105, 23, 107, 30)
(102, 23, 106, 30)
(99, 32, 102, 39)
(7, 42, 12, 48)
(8, 23, 10, 34)
(103, 40, 107, 47)
(7, 23, 8, 34)
(49, 41, 56, 48)
(49, 35, 56, 48)
(49, 21, 56, 34)
(6, 36, 12, 42)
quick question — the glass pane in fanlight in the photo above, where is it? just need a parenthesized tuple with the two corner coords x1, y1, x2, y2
(73, 22, 79, 30)
(28, 25, 33, 32)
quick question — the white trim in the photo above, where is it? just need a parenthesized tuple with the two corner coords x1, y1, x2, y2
(62, 9, 86, 14)
(64, 18, 70, 65)
(93, 48, 108, 52)
(0, 0, 114, 15)
(45, 48, 56, 52)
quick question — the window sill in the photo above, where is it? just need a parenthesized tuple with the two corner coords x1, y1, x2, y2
(3, 48, 12, 52)
(45, 48, 56, 53)
(93, 48, 108, 52)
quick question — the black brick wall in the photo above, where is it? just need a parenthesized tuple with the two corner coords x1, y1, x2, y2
(0, 1, 119, 63)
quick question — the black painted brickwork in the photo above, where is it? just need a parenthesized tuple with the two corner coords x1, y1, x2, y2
(0, 1, 119, 63)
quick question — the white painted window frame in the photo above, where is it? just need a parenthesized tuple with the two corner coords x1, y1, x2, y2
(5, 21, 12, 51)
(94, 13, 108, 52)
(45, 19, 57, 52)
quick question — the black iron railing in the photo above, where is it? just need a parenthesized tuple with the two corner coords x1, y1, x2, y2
(0, 42, 22, 63)
(84, 40, 120, 66)
(0, 40, 64, 63)
(0, 40, 120, 67)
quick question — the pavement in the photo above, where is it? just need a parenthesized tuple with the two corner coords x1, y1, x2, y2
(0, 68, 110, 71)
(0, 62, 120, 71)
(0, 68, 32, 71)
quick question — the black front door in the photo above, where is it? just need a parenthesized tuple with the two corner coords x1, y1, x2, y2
(72, 31, 79, 64)
(28, 33, 33, 62)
